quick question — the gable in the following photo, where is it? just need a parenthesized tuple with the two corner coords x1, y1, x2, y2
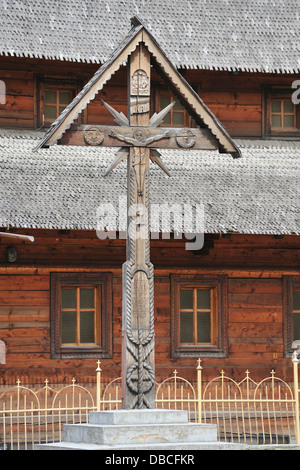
(35, 19, 241, 158)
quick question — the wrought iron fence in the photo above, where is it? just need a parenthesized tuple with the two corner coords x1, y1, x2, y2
(1, 358, 300, 449)
(155, 362, 297, 445)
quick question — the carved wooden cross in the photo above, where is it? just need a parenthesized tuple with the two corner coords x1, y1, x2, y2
(36, 20, 240, 410)
(97, 43, 215, 409)
(59, 44, 218, 409)
(58, 45, 228, 410)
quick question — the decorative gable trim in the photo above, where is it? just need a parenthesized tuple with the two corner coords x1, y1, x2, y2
(35, 18, 240, 158)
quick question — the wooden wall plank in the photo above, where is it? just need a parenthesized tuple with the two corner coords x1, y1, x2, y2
(0, 275, 49, 290)
(0, 95, 34, 118)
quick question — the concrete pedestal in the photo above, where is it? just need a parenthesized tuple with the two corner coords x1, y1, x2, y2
(36, 409, 248, 450)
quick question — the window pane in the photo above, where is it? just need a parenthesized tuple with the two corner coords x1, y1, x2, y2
(80, 288, 95, 309)
(44, 105, 57, 119)
(59, 106, 66, 115)
(180, 312, 193, 343)
(161, 112, 171, 124)
(61, 288, 76, 309)
(44, 90, 57, 104)
(197, 312, 211, 343)
(197, 289, 210, 310)
(173, 100, 184, 111)
(283, 100, 294, 114)
(160, 97, 171, 108)
(283, 115, 295, 128)
(293, 291, 300, 310)
(180, 289, 193, 309)
(61, 311, 76, 343)
(80, 311, 95, 343)
(173, 112, 185, 125)
(271, 100, 281, 113)
(271, 115, 281, 127)
(294, 314, 300, 341)
(59, 91, 71, 105)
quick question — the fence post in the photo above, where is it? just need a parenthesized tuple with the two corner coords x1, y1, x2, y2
(197, 359, 202, 424)
(96, 361, 102, 411)
(292, 350, 300, 444)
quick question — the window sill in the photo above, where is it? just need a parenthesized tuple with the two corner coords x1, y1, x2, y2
(171, 344, 227, 358)
(53, 345, 112, 359)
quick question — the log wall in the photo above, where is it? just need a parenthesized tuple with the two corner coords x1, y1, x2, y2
(0, 57, 298, 137)
(0, 229, 299, 385)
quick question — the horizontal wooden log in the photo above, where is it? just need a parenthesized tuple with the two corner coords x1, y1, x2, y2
(0, 290, 49, 305)
(1, 77, 34, 96)
(222, 120, 261, 137)
(58, 125, 219, 150)
(228, 307, 282, 323)
(211, 105, 261, 123)
(0, 275, 49, 290)
(0, 95, 33, 118)
(201, 91, 262, 106)
(229, 339, 283, 347)
(228, 278, 282, 294)
(0, 117, 34, 128)
(228, 293, 283, 308)
(228, 322, 283, 337)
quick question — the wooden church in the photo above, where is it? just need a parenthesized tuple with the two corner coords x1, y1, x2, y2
(0, 0, 299, 387)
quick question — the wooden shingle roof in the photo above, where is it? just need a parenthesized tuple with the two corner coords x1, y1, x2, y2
(1, 0, 300, 73)
(0, 130, 299, 235)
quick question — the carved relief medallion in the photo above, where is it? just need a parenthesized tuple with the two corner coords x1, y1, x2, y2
(131, 69, 150, 96)
(83, 126, 104, 146)
(176, 128, 196, 148)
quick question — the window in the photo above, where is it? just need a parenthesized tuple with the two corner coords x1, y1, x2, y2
(179, 288, 215, 345)
(50, 273, 112, 358)
(171, 274, 227, 357)
(283, 276, 300, 356)
(157, 90, 189, 126)
(36, 77, 81, 128)
(293, 290, 300, 340)
(270, 99, 296, 130)
(263, 86, 300, 137)
(44, 89, 73, 122)
(60, 286, 100, 346)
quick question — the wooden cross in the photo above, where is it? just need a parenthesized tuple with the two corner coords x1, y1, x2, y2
(81, 44, 216, 409)
(100, 44, 214, 409)
(36, 20, 240, 410)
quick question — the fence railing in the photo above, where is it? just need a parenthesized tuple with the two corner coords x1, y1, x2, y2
(1, 357, 300, 449)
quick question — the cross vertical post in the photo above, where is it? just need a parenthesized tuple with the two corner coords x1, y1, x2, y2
(121, 43, 155, 409)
